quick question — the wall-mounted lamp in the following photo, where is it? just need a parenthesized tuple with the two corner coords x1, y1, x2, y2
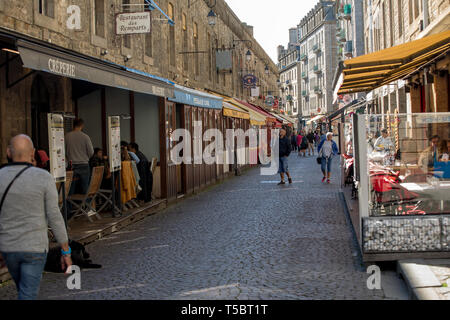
(101, 49, 108, 56)
(265, 65, 270, 75)
(124, 55, 132, 62)
(207, 10, 217, 26)
(246, 50, 252, 62)
(2, 48, 19, 55)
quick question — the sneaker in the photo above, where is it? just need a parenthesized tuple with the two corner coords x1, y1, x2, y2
(278, 181, 286, 185)
(327, 179, 331, 184)
(288, 178, 293, 184)
(322, 177, 326, 183)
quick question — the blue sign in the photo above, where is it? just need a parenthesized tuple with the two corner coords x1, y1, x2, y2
(169, 86, 223, 109)
(242, 74, 258, 88)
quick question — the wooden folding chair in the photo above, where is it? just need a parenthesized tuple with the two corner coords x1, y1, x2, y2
(68, 166, 104, 222)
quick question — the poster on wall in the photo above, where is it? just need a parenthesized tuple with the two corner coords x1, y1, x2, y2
(108, 116, 121, 172)
(47, 114, 66, 182)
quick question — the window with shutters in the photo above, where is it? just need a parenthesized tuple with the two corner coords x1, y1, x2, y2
(94, 0, 105, 38)
(38, 0, 54, 18)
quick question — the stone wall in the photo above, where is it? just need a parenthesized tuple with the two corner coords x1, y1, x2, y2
(363, 215, 450, 253)
(0, 0, 278, 161)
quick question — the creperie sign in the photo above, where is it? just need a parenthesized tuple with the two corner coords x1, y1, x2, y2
(48, 58, 76, 77)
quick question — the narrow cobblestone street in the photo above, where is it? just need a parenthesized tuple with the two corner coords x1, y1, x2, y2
(0, 154, 388, 300)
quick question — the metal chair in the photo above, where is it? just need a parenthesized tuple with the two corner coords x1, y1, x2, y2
(68, 166, 104, 222)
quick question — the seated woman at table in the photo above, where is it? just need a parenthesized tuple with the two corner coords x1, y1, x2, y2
(432, 139, 450, 180)
(438, 140, 449, 162)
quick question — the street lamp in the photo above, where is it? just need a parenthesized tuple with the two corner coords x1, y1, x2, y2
(246, 50, 252, 61)
(207, 9, 217, 26)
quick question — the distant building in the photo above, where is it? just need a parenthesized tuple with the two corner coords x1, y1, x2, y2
(332, 0, 366, 108)
(297, 1, 338, 121)
(278, 48, 301, 117)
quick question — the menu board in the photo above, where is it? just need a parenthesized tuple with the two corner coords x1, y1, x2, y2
(47, 114, 66, 182)
(108, 116, 121, 172)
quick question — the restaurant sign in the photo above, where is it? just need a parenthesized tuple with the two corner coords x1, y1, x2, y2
(116, 12, 151, 35)
(242, 74, 257, 88)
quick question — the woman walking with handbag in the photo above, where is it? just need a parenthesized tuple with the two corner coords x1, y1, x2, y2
(317, 132, 339, 184)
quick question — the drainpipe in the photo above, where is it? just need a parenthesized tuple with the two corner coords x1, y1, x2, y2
(422, 0, 429, 29)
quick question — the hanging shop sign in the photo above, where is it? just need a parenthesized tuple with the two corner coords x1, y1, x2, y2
(265, 95, 275, 107)
(215, 49, 233, 71)
(251, 86, 260, 97)
(116, 12, 151, 35)
(47, 114, 66, 182)
(242, 74, 258, 88)
(108, 116, 122, 172)
(273, 99, 279, 109)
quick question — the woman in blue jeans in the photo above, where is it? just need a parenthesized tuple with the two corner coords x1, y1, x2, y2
(318, 132, 339, 184)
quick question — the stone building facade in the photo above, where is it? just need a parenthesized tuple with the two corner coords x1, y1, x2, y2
(278, 48, 301, 117)
(298, 1, 338, 120)
(332, 0, 366, 106)
(0, 0, 278, 161)
(363, 0, 450, 115)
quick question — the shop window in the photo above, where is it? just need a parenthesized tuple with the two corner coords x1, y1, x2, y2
(38, 0, 54, 18)
(94, 0, 105, 38)
(357, 113, 450, 217)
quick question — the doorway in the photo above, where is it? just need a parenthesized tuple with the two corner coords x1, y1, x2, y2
(31, 75, 50, 152)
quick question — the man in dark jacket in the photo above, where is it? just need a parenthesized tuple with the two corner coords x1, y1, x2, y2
(128, 143, 152, 202)
(278, 129, 293, 185)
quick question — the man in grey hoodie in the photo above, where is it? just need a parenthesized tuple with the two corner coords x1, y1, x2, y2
(0, 134, 72, 300)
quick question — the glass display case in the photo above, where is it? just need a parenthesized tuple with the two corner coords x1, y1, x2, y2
(352, 112, 450, 259)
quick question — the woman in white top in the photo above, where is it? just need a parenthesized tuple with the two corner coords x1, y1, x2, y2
(318, 132, 339, 184)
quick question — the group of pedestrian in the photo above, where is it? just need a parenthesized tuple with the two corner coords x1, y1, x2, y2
(290, 130, 320, 157)
(278, 128, 339, 186)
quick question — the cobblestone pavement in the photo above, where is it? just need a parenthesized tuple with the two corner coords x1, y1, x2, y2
(427, 260, 450, 299)
(0, 154, 391, 300)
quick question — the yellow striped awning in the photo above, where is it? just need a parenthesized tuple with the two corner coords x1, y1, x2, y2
(225, 98, 266, 126)
(337, 29, 450, 95)
(223, 102, 250, 120)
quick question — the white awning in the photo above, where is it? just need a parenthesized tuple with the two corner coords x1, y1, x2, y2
(306, 114, 326, 124)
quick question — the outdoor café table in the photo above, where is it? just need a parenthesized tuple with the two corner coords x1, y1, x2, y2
(400, 181, 450, 212)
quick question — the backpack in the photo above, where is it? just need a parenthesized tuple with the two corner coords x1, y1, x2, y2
(301, 136, 309, 149)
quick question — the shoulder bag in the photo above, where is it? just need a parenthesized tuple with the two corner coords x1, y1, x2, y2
(0, 165, 32, 216)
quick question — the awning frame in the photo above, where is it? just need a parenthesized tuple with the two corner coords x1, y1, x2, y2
(17, 39, 175, 98)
